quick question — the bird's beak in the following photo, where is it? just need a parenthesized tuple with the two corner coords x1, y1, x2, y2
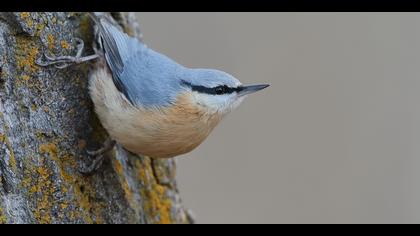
(238, 84, 270, 97)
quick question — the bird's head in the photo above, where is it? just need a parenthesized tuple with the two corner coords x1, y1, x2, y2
(180, 69, 269, 115)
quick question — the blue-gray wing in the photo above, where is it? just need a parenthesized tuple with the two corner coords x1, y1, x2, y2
(93, 14, 145, 104)
(93, 14, 185, 107)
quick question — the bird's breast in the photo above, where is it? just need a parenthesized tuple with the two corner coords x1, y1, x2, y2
(89, 66, 223, 158)
(123, 95, 223, 158)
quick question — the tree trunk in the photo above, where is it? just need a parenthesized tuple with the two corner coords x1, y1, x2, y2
(0, 12, 192, 224)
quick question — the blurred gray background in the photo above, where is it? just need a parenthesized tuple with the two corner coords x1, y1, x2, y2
(136, 13, 420, 223)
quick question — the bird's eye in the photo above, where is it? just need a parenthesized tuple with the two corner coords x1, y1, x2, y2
(215, 86, 226, 95)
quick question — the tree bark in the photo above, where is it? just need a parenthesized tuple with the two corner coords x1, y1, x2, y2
(0, 12, 192, 224)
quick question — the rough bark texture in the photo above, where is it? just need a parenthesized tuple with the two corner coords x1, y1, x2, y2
(0, 12, 192, 224)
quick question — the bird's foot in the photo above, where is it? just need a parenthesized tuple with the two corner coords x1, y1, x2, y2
(36, 37, 99, 69)
(79, 138, 116, 175)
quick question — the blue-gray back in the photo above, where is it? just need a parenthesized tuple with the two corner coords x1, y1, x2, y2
(97, 16, 186, 107)
(118, 45, 186, 107)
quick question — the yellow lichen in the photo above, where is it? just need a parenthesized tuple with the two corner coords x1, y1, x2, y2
(21, 74, 30, 81)
(35, 23, 45, 37)
(47, 34, 55, 50)
(15, 36, 40, 75)
(135, 158, 173, 224)
(122, 178, 134, 203)
(39, 143, 58, 157)
(145, 184, 172, 224)
(31, 103, 37, 111)
(28, 164, 54, 224)
(113, 159, 135, 206)
(60, 40, 70, 49)
(20, 12, 30, 18)
(26, 18, 33, 28)
(38, 142, 104, 224)
(21, 169, 32, 189)
(0, 133, 17, 171)
(113, 155, 174, 223)
(19, 12, 34, 29)
(114, 159, 124, 176)
(0, 207, 6, 224)
(60, 202, 68, 210)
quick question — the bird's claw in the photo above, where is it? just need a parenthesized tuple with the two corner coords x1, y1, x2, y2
(36, 53, 73, 69)
(78, 153, 106, 176)
(78, 139, 116, 175)
(36, 37, 98, 69)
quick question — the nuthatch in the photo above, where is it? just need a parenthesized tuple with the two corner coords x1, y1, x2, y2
(37, 13, 269, 169)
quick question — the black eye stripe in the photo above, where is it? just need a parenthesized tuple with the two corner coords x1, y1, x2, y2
(181, 80, 242, 95)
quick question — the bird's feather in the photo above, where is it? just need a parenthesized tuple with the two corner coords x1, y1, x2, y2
(92, 13, 186, 107)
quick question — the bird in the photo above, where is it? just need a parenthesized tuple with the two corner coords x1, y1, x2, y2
(37, 13, 269, 170)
